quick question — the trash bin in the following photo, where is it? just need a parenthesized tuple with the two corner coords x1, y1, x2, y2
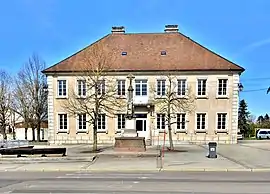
(208, 142, 217, 158)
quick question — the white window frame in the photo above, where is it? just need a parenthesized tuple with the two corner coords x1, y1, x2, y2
(76, 79, 86, 98)
(156, 113, 167, 132)
(97, 113, 107, 133)
(196, 78, 208, 98)
(76, 113, 87, 133)
(217, 78, 229, 98)
(117, 80, 126, 97)
(216, 112, 228, 133)
(97, 80, 106, 95)
(115, 114, 126, 133)
(135, 79, 148, 96)
(177, 79, 187, 97)
(57, 113, 69, 133)
(195, 112, 208, 133)
(175, 113, 187, 133)
(156, 79, 166, 97)
(57, 79, 68, 98)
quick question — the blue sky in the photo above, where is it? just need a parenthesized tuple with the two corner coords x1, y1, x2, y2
(0, 0, 270, 117)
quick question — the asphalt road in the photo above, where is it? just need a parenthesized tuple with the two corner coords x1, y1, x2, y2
(0, 171, 270, 193)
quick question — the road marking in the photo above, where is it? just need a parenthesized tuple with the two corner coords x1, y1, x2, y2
(138, 176, 148, 179)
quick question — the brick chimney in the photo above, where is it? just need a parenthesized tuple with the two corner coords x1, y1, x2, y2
(164, 25, 179, 33)
(111, 26, 125, 34)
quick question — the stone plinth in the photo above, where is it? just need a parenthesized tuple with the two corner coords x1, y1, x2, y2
(121, 128, 137, 137)
(114, 137, 146, 152)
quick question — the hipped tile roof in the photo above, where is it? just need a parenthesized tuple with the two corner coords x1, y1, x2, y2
(42, 29, 244, 73)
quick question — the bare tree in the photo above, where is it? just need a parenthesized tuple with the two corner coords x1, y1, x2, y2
(13, 72, 34, 140)
(151, 75, 195, 150)
(15, 54, 48, 141)
(0, 70, 13, 140)
(63, 44, 125, 151)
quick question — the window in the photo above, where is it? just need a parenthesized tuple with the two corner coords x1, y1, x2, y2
(197, 79, 207, 96)
(58, 80, 67, 97)
(77, 80, 86, 96)
(196, 113, 206, 130)
(177, 79, 186, 96)
(157, 80, 166, 96)
(78, 113, 87, 131)
(58, 114, 67, 131)
(161, 51, 166, 55)
(218, 79, 228, 96)
(217, 113, 227, 130)
(117, 80, 126, 96)
(117, 114, 126, 130)
(135, 80, 147, 96)
(97, 80, 105, 95)
(157, 114, 166, 130)
(97, 114, 106, 131)
(177, 113, 186, 130)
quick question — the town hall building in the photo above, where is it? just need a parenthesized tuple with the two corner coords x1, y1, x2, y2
(42, 25, 244, 145)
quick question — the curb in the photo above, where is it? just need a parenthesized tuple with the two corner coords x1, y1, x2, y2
(161, 168, 250, 172)
(0, 156, 96, 162)
(1, 168, 270, 173)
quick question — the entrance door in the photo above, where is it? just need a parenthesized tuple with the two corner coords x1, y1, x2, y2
(135, 114, 147, 138)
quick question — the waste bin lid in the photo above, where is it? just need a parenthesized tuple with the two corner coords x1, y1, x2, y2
(208, 142, 217, 146)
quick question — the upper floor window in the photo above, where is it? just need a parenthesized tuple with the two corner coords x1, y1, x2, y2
(97, 80, 105, 95)
(117, 80, 126, 96)
(177, 113, 186, 130)
(135, 80, 147, 96)
(177, 79, 186, 96)
(218, 79, 228, 96)
(157, 113, 166, 130)
(196, 113, 206, 130)
(58, 113, 67, 131)
(77, 113, 87, 131)
(97, 114, 106, 131)
(117, 114, 126, 130)
(217, 113, 227, 130)
(157, 80, 166, 96)
(77, 80, 86, 97)
(57, 80, 67, 97)
(197, 79, 207, 96)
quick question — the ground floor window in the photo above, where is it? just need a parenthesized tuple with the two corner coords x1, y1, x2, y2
(177, 113, 186, 130)
(217, 113, 227, 130)
(97, 114, 106, 131)
(78, 113, 87, 131)
(157, 114, 166, 130)
(117, 114, 125, 130)
(196, 113, 206, 130)
(58, 113, 68, 131)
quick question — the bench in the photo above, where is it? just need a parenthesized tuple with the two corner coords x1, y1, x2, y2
(0, 147, 66, 157)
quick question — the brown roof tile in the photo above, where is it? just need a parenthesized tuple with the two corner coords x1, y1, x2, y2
(42, 31, 244, 73)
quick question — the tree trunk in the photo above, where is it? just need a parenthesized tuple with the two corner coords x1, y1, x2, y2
(167, 78, 174, 150)
(93, 122, 98, 152)
(12, 127, 15, 140)
(3, 129, 7, 140)
(24, 128, 28, 140)
(32, 127, 35, 141)
(36, 122, 41, 142)
(168, 125, 174, 150)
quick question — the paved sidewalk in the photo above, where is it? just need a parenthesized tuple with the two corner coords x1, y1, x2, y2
(1, 142, 270, 172)
(162, 145, 246, 172)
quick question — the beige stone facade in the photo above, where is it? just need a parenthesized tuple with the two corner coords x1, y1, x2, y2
(46, 71, 240, 145)
(43, 25, 244, 145)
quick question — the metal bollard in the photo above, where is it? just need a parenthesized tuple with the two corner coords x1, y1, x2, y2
(156, 145, 163, 168)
